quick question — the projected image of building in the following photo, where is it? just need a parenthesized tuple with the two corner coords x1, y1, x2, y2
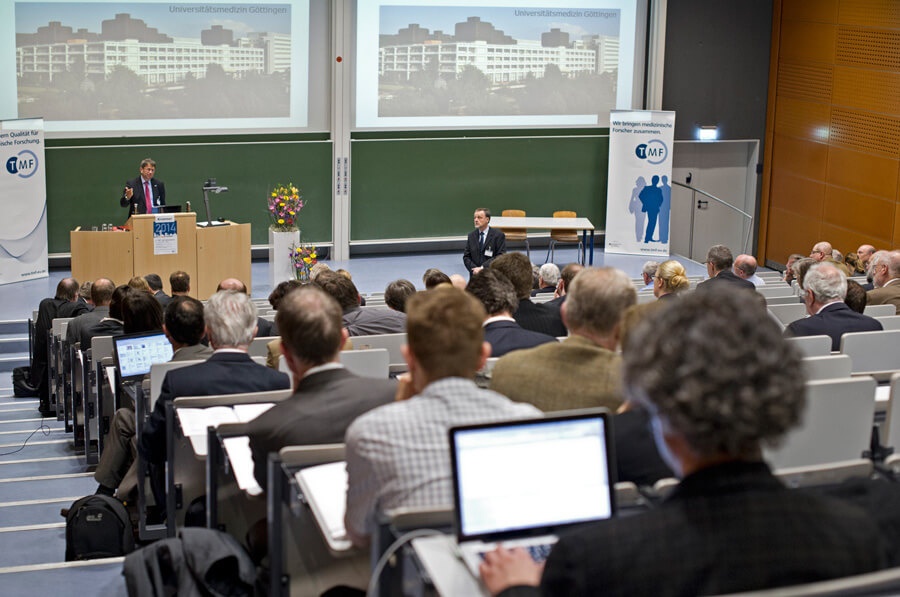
(379, 16, 618, 84)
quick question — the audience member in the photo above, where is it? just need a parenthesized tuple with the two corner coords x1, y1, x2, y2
(696, 245, 754, 291)
(785, 263, 882, 351)
(810, 241, 832, 262)
(548, 263, 583, 306)
(33, 277, 89, 414)
(422, 268, 451, 290)
(733, 254, 765, 286)
(144, 274, 171, 306)
(139, 291, 290, 465)
(78, 280, 94, 307)
(480, 288, 891, 597)
(217, 277, 275, 337)
(384, 279, 416, 312)
(336, 268, 366, 306)
(783, 253, 804, 285)
(531, 263, 560, 296)
(449, 274, 468, 290)
(866, 250, 900, 314)
(792, 257, 816, 293)
(490, 253, 566, 337)
(856, 244, 876, 275)
(653, 260, 690, 300)
(490, 267, 634, 412)
(128, 276, 152, 294)
(80, 285, 132, 350)
(309, 262, 332, 281)
(122, 291, 163, 334)
(66, 278, 115, 350)
(94, 296, 213, 499)
(243, 287, 398, 489)
(466, 269, 556, 358)
(316, 271, 406, 336)
(464, 208, 507, 276)
(265, 279, 303, 337)
(844, 279, 868, 313)
(344, 288, 540, 547)
(169, 271, 191, 297)
(639, 260, 659, 292)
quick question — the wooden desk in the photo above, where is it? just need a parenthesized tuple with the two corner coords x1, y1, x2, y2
(130, 213, 197, 293)
(196, 222, 251, 299)
(70, 230, 133, 287)
(490, 216, 596, 265)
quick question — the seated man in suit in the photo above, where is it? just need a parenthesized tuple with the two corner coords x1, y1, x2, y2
(66, 278, 115, 351)
(139, 290, 290, 465)
(491, 252, 567, 337)
(315, 271, 406, 336)
(489, 267, 634, 413)
(144, 273, 171, 307)
(547, 263, 583, 307)
(464, 208, 506, 276)
(466, 269, 555, 358)
(344, 287, 540, 548)
(695, 244, 755, 292)
(785, 262, 882, 351)
(530, 263, 560, 297)
(866, 250, 900, 314)
(481, 288, 891, 597)
(217, 278, 275, 337)
(94, 296, 213, 499)
(80, 285, 132, 350)
(243, 286, 398, 490)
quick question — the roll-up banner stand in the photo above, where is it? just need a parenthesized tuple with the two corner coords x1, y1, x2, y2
(604, 110, 675, 256)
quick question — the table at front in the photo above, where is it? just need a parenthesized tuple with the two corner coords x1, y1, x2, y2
(489, 216, 596, 265)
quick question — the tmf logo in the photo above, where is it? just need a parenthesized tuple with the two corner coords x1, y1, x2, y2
(635, 140, 668, 165)
(6, 150, 39, 179)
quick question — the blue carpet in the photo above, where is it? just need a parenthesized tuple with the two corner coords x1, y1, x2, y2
(0, 500, 76, 527)
(0, 475, 97, 502)
(0, 526, 68, 567)
(0, 458, 88, 480)
(0, 561, 127, 596)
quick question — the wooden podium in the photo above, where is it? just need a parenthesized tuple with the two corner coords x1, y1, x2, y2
(129, 214, 198, 295)
(70, 214, 251, 298)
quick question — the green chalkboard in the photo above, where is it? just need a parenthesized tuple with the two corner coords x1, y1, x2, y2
(349, 130, 610, 241)
(45, 134, 333, 254)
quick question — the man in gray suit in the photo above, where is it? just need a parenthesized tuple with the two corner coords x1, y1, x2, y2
(866, 250, 900, 314)
(243, 286, 398, 490)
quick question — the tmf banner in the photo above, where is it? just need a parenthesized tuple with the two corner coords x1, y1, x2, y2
(604, 110, 675, 256)
(0, 118, 47, 285)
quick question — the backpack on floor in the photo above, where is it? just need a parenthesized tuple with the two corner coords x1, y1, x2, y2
(65, 494, 135, 561)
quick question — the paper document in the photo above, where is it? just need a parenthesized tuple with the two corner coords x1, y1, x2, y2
(177, 403, 276, 456)
(295, 461, 353, 551)
(223, 436, 263, 496)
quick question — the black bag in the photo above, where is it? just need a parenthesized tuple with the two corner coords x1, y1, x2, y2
(12, 366, 37, 397)
(65, 494, 135, 561)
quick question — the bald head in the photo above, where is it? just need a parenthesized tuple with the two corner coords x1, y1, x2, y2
(55, 278, 80, 301)
(217, 278, 247, 294)
(733, 254, 758, 280)
(857, 245, 876, 268)
(810, 241, 832, 262)
(90, 278, 116, 306)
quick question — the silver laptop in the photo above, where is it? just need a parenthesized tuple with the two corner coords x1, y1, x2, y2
(113, 331, 173, 382)
(449, 409, 616, 578)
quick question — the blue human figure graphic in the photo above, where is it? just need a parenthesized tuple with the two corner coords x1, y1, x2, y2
(659, 175, 672, 243)
(639, 175, 663, 243)
(628, 176, 647, 243)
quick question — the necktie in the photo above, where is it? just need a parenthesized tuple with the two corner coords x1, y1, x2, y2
(479, 231, 485, 251)
(144, 180, 153, 214)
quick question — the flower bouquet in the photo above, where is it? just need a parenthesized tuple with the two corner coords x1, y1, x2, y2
(267, 183, 303, 232)
(290, 243, 318, 281)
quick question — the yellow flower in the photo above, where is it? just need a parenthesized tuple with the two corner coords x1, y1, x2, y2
(310, 252, 317, 259)
(303, 257, 311, 264)
(288, 211, 295, 215)
(279, 202, 285, 207)
(271, 192, 277, 197)
(277, 218, 284, 224)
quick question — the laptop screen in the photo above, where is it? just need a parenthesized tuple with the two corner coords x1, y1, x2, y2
(451, 410, 615, 542)
(113, 331, 173, 381)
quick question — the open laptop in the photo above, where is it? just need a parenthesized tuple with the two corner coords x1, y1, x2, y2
(113, 331, 174, 382)
(449, 409, 616, 578)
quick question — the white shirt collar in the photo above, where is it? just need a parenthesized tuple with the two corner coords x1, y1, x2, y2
(304, 362, 344, 378)
(483, 315, 515, 326)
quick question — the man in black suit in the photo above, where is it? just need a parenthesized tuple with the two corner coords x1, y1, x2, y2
(120, 158, 166, 215)
(785, 262, 882, 351)
(463, 208, 506, 276)
(695, 244, 755, 292)
(139, 290, 290, 465)
(217, 277, 275, 337)
(242, 286, 397, 489)
(144, 274, 171, 307)
(481, 288, 891, 597)
(466, 269, 555, 358)
(490, 252, 566, 337)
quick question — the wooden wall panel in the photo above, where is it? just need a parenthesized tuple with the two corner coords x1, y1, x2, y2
(773, 98, 831, 141)
(826, 145, 899, 198)
(823, 185, 895, 240)
(820, 222, 888, 255)
(839, 0, 900, 27)
(783, 0, 838, 24)
(829, 108, 900, 158)
(779, 21, 837, 62)
(832, 66, 900, 114)
(777, 63, 833, 102)
(772, 134, 828, 181)
(894, 203, 900, 247)
(770, 169, 826, 216)
(767, 207, 822, 262)
(836, 27, 900, 69)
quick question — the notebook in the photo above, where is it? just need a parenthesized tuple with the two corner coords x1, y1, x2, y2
(449, 409, 616, 578)
(113, 331, 174, 382)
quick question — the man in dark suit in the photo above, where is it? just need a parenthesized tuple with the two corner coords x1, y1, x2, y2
(217, 277, 275, 337)
(866, 249, 900, 314)
(144, 273, 171, 307)
(120, 158, 166, 215)
(491, 252, 566, 337)
(466, 269, 555, 358)
(242, 286, 397, 490)
(695, 244, 755, 292)
(481, 288, 891, 597)
(139, 290, 290, 465)
(786, 262, 882, 351)
(315, 271, 406, 337)
(463, 208, 506, 276)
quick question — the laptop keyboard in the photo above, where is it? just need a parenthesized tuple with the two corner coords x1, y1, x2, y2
(478, 542, 553, 564)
